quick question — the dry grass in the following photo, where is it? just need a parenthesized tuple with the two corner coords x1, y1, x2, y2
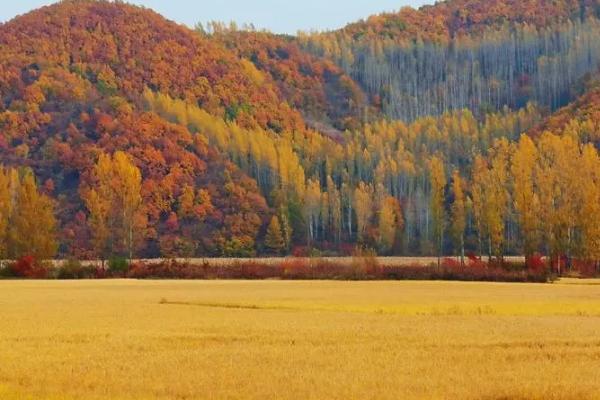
(0, 279, 599, 399)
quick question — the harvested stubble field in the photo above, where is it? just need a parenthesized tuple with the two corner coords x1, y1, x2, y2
(1, 279, 600, 400)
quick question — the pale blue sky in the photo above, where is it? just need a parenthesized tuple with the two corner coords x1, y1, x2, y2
(1, 0, 433, 34)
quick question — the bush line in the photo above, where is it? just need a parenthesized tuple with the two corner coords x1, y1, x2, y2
(0, 255, 562, 283)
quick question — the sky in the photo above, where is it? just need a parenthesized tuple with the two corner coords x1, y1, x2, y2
(0, 0, 433, 34)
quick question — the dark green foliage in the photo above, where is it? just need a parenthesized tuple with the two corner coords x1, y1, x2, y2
(108, 257, 130, 275)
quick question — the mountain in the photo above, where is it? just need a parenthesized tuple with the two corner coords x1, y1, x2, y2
(0, 0, 368, 258)
(1, 0, 600, 263)
(0, 0, 305, 132)
(0, 0, 283, 257)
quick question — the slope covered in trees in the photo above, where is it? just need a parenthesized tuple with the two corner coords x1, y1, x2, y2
(205, 24, 371, 133)
(301, 0, 600, 121)
(0, 0, 307, 132)
(335, 0, 600, 42)
(0, 0, 277, 258)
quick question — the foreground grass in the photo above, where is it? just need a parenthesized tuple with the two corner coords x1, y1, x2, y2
(0, 280, 599, 399)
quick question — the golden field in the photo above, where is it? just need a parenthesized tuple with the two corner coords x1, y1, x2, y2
(1, 279, 600, 399)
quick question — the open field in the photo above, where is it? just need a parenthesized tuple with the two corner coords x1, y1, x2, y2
(1, 279, 600, 399)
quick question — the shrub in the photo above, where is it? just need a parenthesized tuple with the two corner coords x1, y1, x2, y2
(55, 259, 97, 279)
(108, 257, 129, 275)
(527, 254, 546, 273)
(128, 259, 212, 279)
(0, 256, 555, 282)
(6, 256, 49, 279)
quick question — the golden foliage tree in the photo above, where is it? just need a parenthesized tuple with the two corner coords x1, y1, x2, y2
(486, 139, 511, 261)
(578, 144, 600, 264)
(511, 135, 540, 262)
(8, 170, 58, 260)
(450, 169, 466, 266)
(81, 151, 145, 262)
(354, 182, 374, 243)
(0, 167, 13, 259)
(470, 155, 487, 258)
(429, 155, 446, 266)
(535, 133, 579, 273)
(377, 196, 402, 254)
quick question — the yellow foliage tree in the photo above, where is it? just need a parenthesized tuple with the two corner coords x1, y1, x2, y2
(450, 169, 466, 266)
(429, 155, 446, 267)
(0, 167, 12, 259)
(511, 135, 540, 262)
(9, 170, 58, 260)
(354, 182, 374, 243)
(486, 139, 511, 261)
(535, 133, 580, 274)
(577, 144, 600, 264)
(82, 151, 144, 262)
(377, 196, 402, 254)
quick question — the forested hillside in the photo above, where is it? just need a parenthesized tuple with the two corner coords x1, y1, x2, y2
(0, 0, 283, 258)
(204, 23, 371, 133)
(1, 0, 600, 269)
(301, 0, 600, 120)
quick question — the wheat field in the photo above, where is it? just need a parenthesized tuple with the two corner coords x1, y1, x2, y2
(1, 279, 600, 399)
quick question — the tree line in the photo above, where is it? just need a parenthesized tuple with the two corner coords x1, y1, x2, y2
(5, 132, 599, 271)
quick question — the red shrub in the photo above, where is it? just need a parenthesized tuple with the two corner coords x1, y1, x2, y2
(8, 256, 49, 279)
(527, 254, 546, 273)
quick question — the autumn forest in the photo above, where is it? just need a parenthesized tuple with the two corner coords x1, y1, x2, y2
(1, 0, 600, 269)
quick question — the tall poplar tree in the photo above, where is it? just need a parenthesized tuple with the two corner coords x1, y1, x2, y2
(511, 135, 540, 263)
(450, 170, 466, 266)
(429, 156, 446, 267)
